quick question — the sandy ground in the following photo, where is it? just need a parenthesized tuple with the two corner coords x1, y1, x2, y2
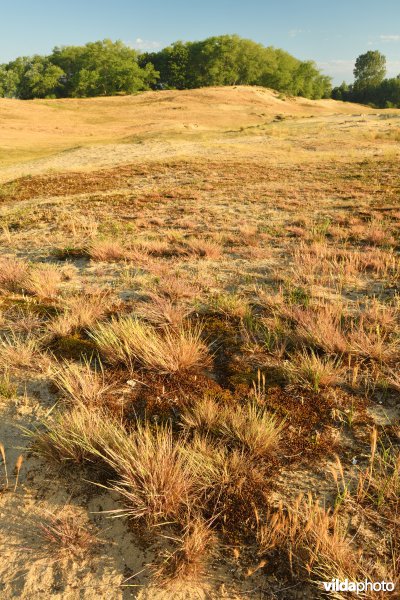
(0, 85, 386, 181)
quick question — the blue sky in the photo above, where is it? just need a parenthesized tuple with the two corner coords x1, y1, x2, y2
(1, 0, 400, 84)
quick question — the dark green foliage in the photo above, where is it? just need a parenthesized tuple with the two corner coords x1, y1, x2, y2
(353, 50, 386, 89)
(50, 40, 158, 97)
(0, 34, 332, 100)
(0, 39, 159, 99)
(139, 35, 332, 99)
(332, 50, 400, 108)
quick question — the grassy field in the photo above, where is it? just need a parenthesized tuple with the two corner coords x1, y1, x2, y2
(0, 87, 399, 599)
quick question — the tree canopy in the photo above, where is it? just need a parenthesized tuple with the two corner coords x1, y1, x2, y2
(139, 35, 332, 99)
(332, 50, 400, 108)
(353, 50, 386, 88)
(0, 35, 332, 100)
(0, 40, 159, 99)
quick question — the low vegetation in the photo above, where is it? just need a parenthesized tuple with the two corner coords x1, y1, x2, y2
(0, 89, 399, 598)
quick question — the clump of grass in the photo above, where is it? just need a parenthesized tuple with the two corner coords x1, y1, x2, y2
(52, 246, 87, 260)
(99, 423, 199, 525)
(155, 516, 215, 582)
(2, 304, 45, 336)
(182, 396, 283, 458)
(207, 293, 251, 319)
(36, 509, 100, 561)
(0, 256, 29, 292)
(293, 304, 348, 354)
(186, 238, 222, 259)
(237, 224, 259, 246)
(25, 264, 63, 298)
(52, 358, 112, 407)
(87, 239, 127, 262)
(181, 395, 221, 435)
(220, 403, 283, 458)
(136, 293, 191, 328)
(0, 334, 38, 369)
(257, 494, 368, 592)
(349, 321, 399, 364)
(283, 285, 311, 308)
(0, 369, 17, 398)
(284, 349, 345, 392)
(32, 411, 203, 526)
(340, 428, 399, 511)
(329, 427, 400, 526)
(90, 316, 209, 374)
(136, 238, 173, 257)
(48, 291, 115, 337)
(31, 404, 122, 465)
(183, 435, 266, 518)
(156, 274, 201, 302)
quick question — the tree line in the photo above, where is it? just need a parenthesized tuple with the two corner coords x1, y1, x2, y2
(1, 37, 398, 108)
(332, 50, 400, 108)
(138, 35, 331, 98)
(0, 35, 331, 100)
(0, 40, 158, 99)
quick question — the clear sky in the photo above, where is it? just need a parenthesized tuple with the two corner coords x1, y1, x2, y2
(1, 0, 400, 84)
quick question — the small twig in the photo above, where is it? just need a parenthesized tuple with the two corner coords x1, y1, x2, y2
(0, 443, 9, 489)
(14, 455, 23, 492)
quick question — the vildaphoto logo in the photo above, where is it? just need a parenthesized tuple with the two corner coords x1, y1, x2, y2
(321, 579, 395, 594)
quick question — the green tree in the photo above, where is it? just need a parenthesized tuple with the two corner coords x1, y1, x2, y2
(18, 56, 64, 98)
(332, 81, 350, 101)
(0, 65, 20, 97)
(140, 35, 331, 98)
(353, 50, 386, 88)
(51, 39, 158, 97)
(0, 35, 332, 100)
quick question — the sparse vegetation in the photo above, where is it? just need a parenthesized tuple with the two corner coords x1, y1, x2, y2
(0, 86, 399, 598)
(35, 509, 100, 562)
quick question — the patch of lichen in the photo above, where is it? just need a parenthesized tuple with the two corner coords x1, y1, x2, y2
(0, 296, 59, 318)
(49, 333, 97, 360)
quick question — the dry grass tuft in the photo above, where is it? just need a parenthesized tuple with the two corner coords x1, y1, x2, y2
(90, 316, 209, 374)
(155, 516, 215, 582)
(332, 428, 400, 511)
(181, 395, 221, 435)
(182, 396, 283, 458)
(48, 291, 115, 337)
(88, 239, 127, 262)
(99, 423, 199, 524)
(52, 358, 112, 407)
(36, 509, 100, 561)
(136, 293, 191, 328)
(220, 403, 282, 458)
(349, 320, 399, 364)
(0, 334, 38, 370)
(293, 304, 348, 354)
(31, 404, 122, 465)
(207, 293, 251, 319)
(257, 494, 370, 596)
(284, 349, 345, 392)
(0, 369, 17, 398)
(156, 274, 202, 302)
(186, 238, 222, 259)
(0, 256, 29, 291)
(24, 264, 63, 298)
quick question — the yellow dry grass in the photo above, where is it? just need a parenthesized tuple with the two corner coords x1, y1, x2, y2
(0, 86, 395, 182)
